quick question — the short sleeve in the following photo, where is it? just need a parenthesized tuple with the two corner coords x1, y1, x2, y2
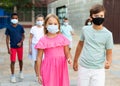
(69, 25, 73, 31)
(61, 34, 70, 45)
(5, 28, 9, 35)
(35, 38, 45, 49)
(21, 26, 25, 33)
(30, 26, 36, 34)
(35, 34, 70, 49)
(30, 27, 33, 34)
(105, 33, 114, 49)
(79, 27, 85, 41)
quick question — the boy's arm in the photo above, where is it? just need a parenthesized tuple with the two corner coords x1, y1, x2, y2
(17, 25, 25, 47)
(71, 30, 75, 35)
(73, 41, 84, 71)
(105, 32, 113, 69)
(17, 33, 25, 47)
(70, 26, 75, 35)
(21, 33, 25, 43)
(105, 49, 112, 69)
(6, 35, 10, 54)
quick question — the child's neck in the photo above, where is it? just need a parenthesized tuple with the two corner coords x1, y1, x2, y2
(37, 25, 42, 28)
(12, 24, 17, 27)
(93, 24, 103, 30)
(47, 33, 57, 38)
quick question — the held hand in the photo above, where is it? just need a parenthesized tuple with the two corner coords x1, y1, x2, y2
(73, 61, 78, 71)
(17, 42, 22, 47)
(67, 58, 73, 66)
(38, 75, 42, 84)
(105, 61, 111, 69)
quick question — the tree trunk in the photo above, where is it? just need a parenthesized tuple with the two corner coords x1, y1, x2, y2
(13, 6, 17, 13)
(32, 0, 35, 25)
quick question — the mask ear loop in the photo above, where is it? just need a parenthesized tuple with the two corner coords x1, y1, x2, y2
(85, 17, 93, 25)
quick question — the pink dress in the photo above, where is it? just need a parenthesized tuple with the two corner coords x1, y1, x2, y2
(35, 34, 70, 86)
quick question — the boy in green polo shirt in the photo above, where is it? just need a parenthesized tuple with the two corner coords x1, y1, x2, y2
(61, 18, 74, 50)
(73, 4, 113, 86)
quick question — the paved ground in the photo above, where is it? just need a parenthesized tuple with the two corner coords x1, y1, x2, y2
(0, 28, 120, 86)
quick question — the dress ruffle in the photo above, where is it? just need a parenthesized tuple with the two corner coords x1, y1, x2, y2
(35, 34, 70, 49)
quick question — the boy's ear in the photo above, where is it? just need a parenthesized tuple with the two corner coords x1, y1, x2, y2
(89, 17, 92, 21)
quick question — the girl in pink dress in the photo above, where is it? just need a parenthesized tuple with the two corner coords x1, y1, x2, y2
(35, 14, 72, 86)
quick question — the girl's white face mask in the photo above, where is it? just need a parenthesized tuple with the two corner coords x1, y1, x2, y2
(36, 21, 44, 26)
(47, 25, 59, 34)
(11, 19, 18, 24)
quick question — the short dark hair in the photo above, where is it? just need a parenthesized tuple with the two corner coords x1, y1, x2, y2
(64, 18, 68, 20)
(36, 14, 44, 19)
(90, 4, 105, 17)
(11, 13, 18, 18)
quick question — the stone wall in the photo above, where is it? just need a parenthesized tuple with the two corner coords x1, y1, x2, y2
(48, 0, 103, 34)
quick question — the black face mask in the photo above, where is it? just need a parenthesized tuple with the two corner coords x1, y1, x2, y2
(92, 17, 104, 25)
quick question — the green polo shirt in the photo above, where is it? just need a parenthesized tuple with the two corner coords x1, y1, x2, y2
(61, 24, 73, 41)
(79, 26, 113, 69)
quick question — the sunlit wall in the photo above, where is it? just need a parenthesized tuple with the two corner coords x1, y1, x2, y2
(48, 0, 103, 34)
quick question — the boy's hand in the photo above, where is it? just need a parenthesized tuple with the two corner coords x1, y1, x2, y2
(17, 42, 22, 47)
(8, 49, 10, 54)
(105, 61, 111, 69)
(73, 61, 78, 71)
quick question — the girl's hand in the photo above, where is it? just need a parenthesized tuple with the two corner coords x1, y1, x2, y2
(67, 58, 73, 66)
(38, 75, 42, 84)
(68, 58, 72, 64)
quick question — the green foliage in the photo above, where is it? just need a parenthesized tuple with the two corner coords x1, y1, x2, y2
(0, 0, 33, 12)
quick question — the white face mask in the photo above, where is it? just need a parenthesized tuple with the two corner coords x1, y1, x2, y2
(36, 21, 44, 26)
(11, 19, 18, 24)
(47, 25, 59, 34)
(64, 22, 69, 25)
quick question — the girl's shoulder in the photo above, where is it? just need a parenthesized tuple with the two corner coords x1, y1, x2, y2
(43, 33, 65, 40)
(35, 33, 70, 49)
(31, 25, 44, 31)
(57, 33, 67, 39)
(30, 26, 37, 30)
